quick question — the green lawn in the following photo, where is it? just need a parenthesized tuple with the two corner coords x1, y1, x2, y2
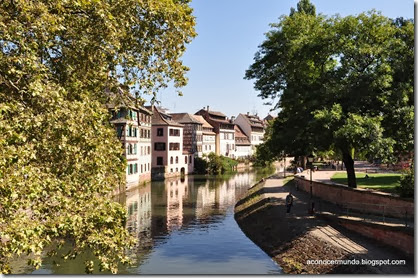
(331, 172, 401, 194)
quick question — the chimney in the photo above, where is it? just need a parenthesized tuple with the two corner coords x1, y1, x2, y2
(207, 105, 209, 111)
(247, 112, 249, 115)
(231, 116, 235, 122)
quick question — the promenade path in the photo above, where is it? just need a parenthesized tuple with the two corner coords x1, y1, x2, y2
(260, 175, 413, 274)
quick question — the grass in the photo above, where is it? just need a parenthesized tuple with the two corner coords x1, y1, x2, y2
(331, 172, 401, 194)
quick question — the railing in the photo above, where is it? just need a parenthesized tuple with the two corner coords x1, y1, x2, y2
(316, 200, 414, 228)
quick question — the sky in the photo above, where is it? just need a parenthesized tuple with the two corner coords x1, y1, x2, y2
(147, 0, 414, 120)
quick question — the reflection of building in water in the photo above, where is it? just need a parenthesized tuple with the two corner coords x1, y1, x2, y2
(216, 180, 236, 209)
(195, 173, 253, 219)
(125, 183, 152, 250)
(165, 178, 191, 231)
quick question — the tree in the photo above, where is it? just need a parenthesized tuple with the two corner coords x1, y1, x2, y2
(245, 0, 413, 188)
(0, 0, 196, 273)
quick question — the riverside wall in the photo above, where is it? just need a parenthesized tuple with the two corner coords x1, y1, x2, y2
(293, 176, 414, 218)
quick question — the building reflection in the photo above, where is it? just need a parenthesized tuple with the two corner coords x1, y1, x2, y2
(123, 171, 259, 253)
(125, 183, 152, 252)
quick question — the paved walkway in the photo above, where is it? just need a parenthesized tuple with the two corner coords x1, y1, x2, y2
(261, 175, 414, 274)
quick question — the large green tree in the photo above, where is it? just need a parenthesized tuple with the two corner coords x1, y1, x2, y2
(246, 0, 413, 188)
(0, 0, 195, 273)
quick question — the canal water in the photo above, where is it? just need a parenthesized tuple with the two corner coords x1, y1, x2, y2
(27, 171, 282, 274)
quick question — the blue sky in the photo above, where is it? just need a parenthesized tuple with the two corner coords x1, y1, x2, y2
(149, 0, 414, 119)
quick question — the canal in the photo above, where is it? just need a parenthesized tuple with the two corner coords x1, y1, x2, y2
(26, 170, 282, 274)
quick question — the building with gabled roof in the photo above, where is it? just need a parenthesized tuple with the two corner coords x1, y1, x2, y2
(234, 112, 265, 156)
(234, 125, 251, 159)
(195, 106, 235, 158)
(107, 89, 153, 188)
(193, 115, 216, 156)
(170, 113, 203, 157)
(147, 106, 193, 180)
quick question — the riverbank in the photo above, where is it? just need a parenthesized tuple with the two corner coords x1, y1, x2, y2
(234, 174, 414, 274)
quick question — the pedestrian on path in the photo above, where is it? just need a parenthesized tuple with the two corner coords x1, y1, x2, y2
(285, 192, 293, 213)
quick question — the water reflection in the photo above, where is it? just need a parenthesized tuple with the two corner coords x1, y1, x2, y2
(28, 170, 281, 274)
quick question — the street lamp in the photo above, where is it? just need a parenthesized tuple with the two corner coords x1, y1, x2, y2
(307, 154, 315, 215)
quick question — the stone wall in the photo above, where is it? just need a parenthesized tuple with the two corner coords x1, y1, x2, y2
(294, 176, 414, 218)
(318, 214, 414, 256)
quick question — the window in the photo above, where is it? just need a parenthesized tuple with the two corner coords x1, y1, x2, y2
(116, 126, 123, 137)
(176, 168, 178, 172)
(157, 128, 163, 136)
(134, 163, 138, 173)
(185, 156, 188, 164)
(154, 142, 166, 151)
(170, 157, 173, 164)
(169, 128, 180, 136)
(169, 142, 180, 150)
(175, 156, 178, 164)
(189, 155, 192, 164)
(134, 144, 137, 154)
(147, 146, 150, 155)
(141, 164, 143, 173)
(116, 110, 122, 119)
(157, 157, 163, 165)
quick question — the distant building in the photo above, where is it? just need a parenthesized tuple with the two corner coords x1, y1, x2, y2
(195, 106, 235, 158)
(170, 113, 203, 157)
(108, 95, 152, 188)
(234, 113, 265, 156)
(193, 115, 216, 156)
(234, 125, 251, 159)
(148, 106, 194, 180)
(263, 114, 275, 127)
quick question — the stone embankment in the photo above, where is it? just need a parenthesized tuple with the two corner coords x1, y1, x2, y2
(234, 174, 414, 274)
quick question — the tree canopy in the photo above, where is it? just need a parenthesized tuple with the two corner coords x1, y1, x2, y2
(0, 0, 195, 273)
(246, 0, 413, 188)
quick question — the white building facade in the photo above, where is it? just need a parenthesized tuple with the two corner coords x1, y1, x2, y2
(234, 113, 265, 156)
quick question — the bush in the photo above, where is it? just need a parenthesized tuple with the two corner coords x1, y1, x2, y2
(194, 157, 208, 174)
(397, 167, 414, 198)
(206, 153, 238, 175)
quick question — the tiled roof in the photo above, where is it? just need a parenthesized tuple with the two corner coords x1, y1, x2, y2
(147, 106, 184, 127)
(208, 110, 226, 117)
(106, 87, 152, 115)
(170, 113, 202, 124)
(241, 113, 264, 129)
(264, 114, 275, 121)
(192, 115, 213, 129)
(235, 125, 251, 145)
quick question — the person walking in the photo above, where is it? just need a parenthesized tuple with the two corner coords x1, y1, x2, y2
(285, 192, 294, 213)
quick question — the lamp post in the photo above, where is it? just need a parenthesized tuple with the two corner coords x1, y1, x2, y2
(307, 154, 315, 215)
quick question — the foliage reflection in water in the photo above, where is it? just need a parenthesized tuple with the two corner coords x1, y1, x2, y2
(28, 170, 281, 274)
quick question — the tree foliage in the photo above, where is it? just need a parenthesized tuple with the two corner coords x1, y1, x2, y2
(245, 0, 413, 188)
(0, 0, 196, 273)
(206, 153, 238, 175)
(397, 165, 414, 198)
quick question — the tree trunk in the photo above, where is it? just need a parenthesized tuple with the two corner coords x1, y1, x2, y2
(342, 150, 357, 188)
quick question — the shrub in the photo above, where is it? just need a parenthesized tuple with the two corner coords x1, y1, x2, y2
(397, 166, 414, 198)
(194, 157, 208, 174)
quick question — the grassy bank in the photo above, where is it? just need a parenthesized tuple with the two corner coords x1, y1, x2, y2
(331, 173, 401, 193)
